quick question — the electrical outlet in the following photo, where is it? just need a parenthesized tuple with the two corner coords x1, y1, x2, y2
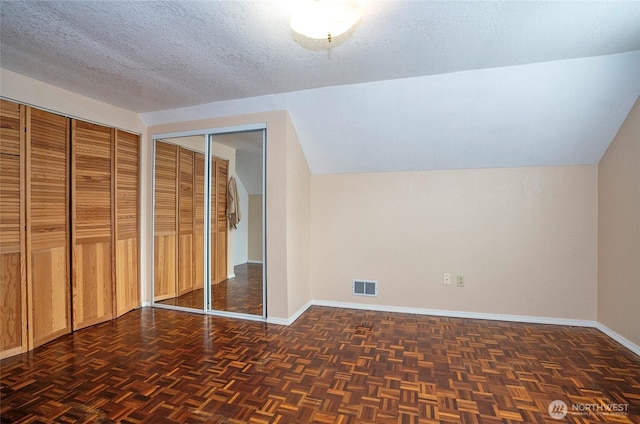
(443, 273, 451, 285)
(457, 275, 465, 287)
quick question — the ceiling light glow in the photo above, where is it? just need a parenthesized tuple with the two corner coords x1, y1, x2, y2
(291, 0, 364, 42)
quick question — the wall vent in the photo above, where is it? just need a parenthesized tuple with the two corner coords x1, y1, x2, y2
(353, 279, 377, 297)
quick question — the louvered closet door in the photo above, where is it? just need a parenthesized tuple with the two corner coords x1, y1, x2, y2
(216, 159, 229, 283)
(154, 141, 178, 301)
(115, 130, 140, 317)
(210, 157, 218, 284)
(0, 100, 26, 358)
(72, 120, 114, 330)
(28, 108, 72, 346)
(178, 148, 194, 296)
(193, 152, 205, 290)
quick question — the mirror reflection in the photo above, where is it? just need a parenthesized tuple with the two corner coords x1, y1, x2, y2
(152, 130, 264, 317)
(210, 132, 264, 316)
(154, 135, 206, 310)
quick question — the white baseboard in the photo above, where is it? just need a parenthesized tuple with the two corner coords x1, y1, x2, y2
(271, 300, 639, 357)
(595, 322, 640, 356)
(289, 300, 313, 324)
(247, 260, 263, 264)
(265, 316, 289, 325)
(267, 300, 312, 326)
(311, 300, 596, 327)
(144, 296, 640, 357)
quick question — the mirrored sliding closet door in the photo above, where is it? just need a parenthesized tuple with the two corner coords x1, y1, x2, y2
(152, 127, 266, 320)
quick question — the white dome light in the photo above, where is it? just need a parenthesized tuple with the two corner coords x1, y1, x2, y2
(291, 0, 364, 42)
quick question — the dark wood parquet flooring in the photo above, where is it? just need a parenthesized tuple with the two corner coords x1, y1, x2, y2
(1, 306, 639, 423)
(156, 263, 263, 316)
(211, 264, 263, 316)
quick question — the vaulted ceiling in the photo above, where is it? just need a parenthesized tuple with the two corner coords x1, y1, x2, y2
(1, 1, 639, 174)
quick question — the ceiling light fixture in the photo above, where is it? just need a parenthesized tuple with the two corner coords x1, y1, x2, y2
(291, 0, 364, 42)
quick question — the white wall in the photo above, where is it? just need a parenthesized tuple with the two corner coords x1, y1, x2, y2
(311, 165, 598, 321)
(233, 176, 250, 266)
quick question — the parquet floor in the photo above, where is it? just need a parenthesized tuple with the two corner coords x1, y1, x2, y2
(211, 263, 263, 316)
(1, 306, 639, 423)
(156, 263, 263, 316)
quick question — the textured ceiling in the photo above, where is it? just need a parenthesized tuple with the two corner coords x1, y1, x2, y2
(1, 1, 639, 174)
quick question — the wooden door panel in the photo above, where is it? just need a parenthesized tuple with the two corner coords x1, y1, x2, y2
(0, 253, 22, 358)
(115, 131, 139, 240)
(178, 149, 194, 295)
(216, 159, 228, 283)
(193, 233, 204, 290)
(31, 246, 69, 347)
(116, 238, 138, 315)
(0, 101, 22, 251)
(28, 107, 71, 348)
(194, 153, 205, 289)
(115, 130, 139, 317)
(210, 231, 217, 287)
(72, 242, 113, 328)
(178, 234, 193, 295)
(210, 157, 218, 285)
(216, 234, 227, 283)
(154, 141, 178, 300)
(0, 99, 25, 358)
(154, 235, 177, 301)
(72, 120, 113, 330)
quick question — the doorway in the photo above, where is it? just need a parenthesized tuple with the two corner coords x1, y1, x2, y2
(151, 125, 266, 320)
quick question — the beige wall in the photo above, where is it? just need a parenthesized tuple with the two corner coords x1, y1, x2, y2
(1, 69, 146, 133)
(12, 66, 638, 339)
(598, 97, 640, 346)
(147, 110, 312, 320)
(248, 195, 263, 262)
(311, 165, 598, 320)
(286, 114, 312, 317)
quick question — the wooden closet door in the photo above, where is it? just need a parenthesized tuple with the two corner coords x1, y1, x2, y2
(193, 153, 205, 290)
(114, 130, 140, 317)
(71, 120, 114, 330)
(210, 157, 218, 284)
(154, 141, 178, 301)
(178, 148, 194, 296)
(28, 107, 72, 346)
(216, 159, 229, 283)
(0, 100, 27, 358)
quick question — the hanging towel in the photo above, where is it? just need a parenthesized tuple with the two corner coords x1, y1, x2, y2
(226, 176, 241, 229)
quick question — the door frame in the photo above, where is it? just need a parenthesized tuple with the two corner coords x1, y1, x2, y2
(151, 123, 267, 321)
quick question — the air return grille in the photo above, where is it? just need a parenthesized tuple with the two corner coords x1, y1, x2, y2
(353, 279, 377, 297)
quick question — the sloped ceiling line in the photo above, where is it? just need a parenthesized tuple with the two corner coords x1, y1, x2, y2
(1, 0, 639, 175)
